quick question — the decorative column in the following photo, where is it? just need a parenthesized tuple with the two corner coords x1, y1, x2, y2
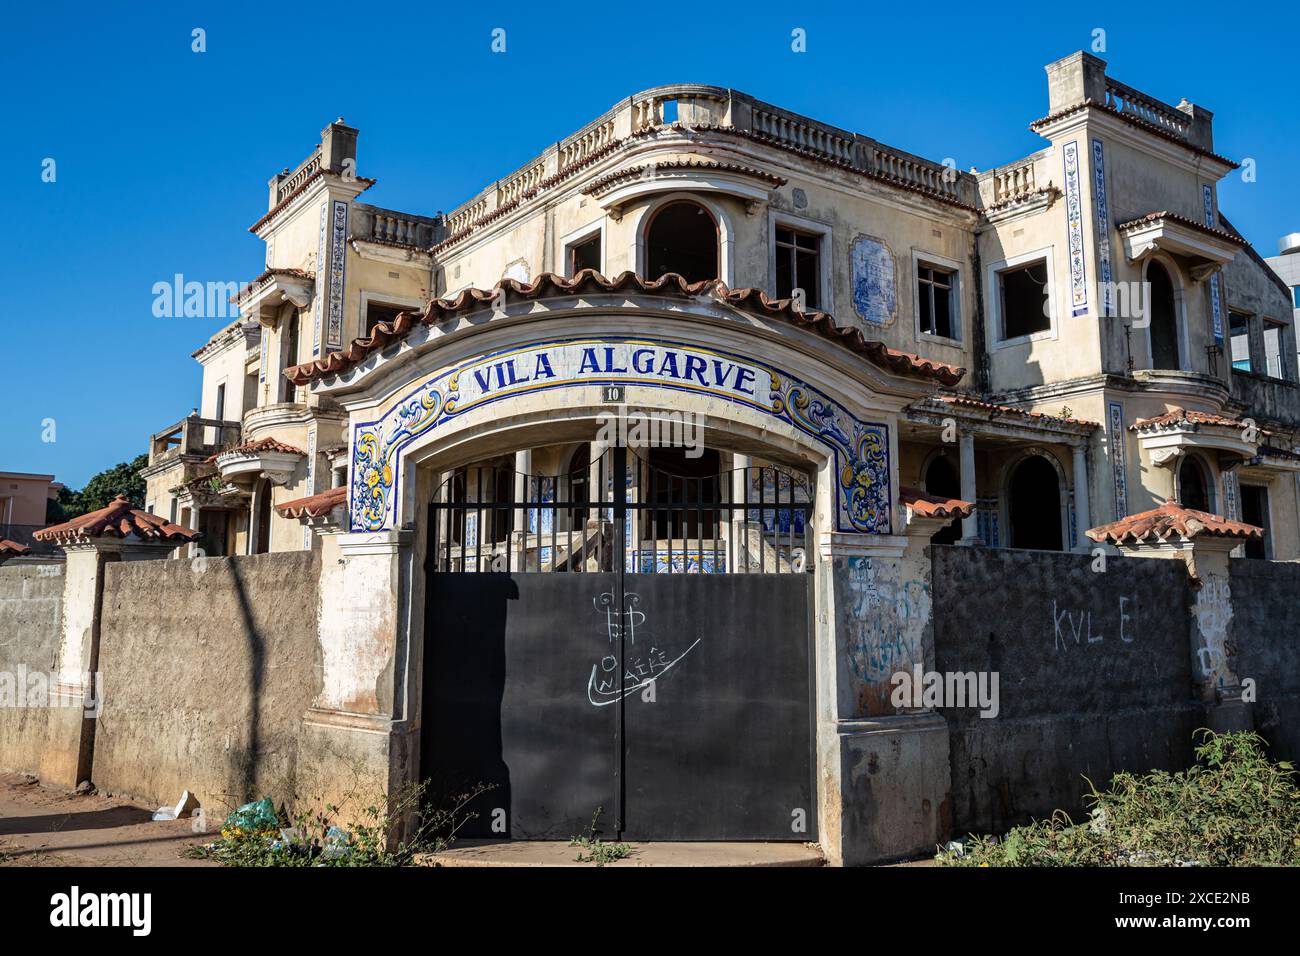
(1072, 445, 1090, 551)
(958, 432, 979, 545)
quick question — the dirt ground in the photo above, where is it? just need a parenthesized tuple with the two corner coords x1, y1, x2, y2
(0, 773, 215, 867)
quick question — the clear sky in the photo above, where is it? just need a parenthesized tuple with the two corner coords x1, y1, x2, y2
(3, 1, 1296, 488)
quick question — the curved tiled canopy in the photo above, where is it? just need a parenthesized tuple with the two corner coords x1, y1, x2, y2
(898, 486, 974, 520)
(1086, 499, 1262, 546)
(276, 485, 347, 519)
(283, 270, 967, 388)
(33, 495, 199, 546)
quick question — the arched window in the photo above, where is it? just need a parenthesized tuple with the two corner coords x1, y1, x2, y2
(1178, 455, 1212, 513)
(924, 454, 961, 545)
(1007, 455, 1063, 551)
(644, 200, 719, 283)
(1147, 262, 1180, 370)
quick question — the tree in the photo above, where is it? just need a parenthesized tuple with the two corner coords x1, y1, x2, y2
(57, 454, 149, 519)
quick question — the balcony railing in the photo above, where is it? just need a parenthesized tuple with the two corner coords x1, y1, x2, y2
(1104, 79, 1191, 140)
(149, 416, 241, 466)
(437, 84, 980, 234)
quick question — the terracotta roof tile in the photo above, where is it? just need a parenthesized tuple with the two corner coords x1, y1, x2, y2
(933, 395, 1100, 429)
(276, 485, 347, 519)
(284, 270, 966, 388)
(231, 268, 316, 304)
(206, 437, 305, 464)
(1116, 211, 1248, 248)
(1129, 406, 1252, 432)
(33, 496, 199, 545)
(0, 539, 31, 556)
(1028, 101, 1239, 169)
(1086, 499, 1262, 545)
(899, 486, 973, 520)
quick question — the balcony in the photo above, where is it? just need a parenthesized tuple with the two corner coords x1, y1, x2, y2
(148, 415, 241, 468)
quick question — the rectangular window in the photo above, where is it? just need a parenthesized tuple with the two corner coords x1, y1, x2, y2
(775, 227, 821, 309)
(1229, 312, 1252, 372)
(365, 301, 407, 337)
(1293, 286, 1300, 309)
(1264, 320, 1287, 379)
(1239, 484, 1269, 559)
(917, 263, 958, 340)
(215, 383, 226, 420)
(567, 233, 602, 276)
(999, 259, 1050, 340)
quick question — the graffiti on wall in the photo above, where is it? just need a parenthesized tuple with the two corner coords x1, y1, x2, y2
(842, 556, 930, 686)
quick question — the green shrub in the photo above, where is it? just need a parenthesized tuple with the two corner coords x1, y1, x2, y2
(938, 730, 1300, 867)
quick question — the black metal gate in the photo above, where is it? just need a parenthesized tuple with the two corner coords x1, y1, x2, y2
(421, 446, 815, 841)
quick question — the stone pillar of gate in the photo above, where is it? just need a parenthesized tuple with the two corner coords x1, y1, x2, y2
(299, 528, 420, 820)
(813, 495, 952, 866)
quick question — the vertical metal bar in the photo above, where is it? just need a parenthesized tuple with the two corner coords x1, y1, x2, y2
(695, 476, 702, 574)
(759, 466, 767, 574)
(505, 465, 513, 575)
(712, 473, 720, 573)
(650, 460, 657, 573)
(612, 443, 627, 835)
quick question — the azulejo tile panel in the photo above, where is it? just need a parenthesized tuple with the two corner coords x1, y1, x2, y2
(1091, 139, 1113, 318)
(349, 336, 892, 535)
(1063, 140, 1089, 318)
(1202, 184, 1224, 346)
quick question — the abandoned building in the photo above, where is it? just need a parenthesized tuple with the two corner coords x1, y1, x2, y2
(2, 51, 1298, 865)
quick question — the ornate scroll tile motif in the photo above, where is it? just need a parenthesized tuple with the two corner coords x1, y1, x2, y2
(1063, 140, 1089, 318)
(1203, 184, 1224, 346)
(313, 201, 327, 356)
(350, 337, 892, 535)
(1092, 139, 1113, 317)
(1108, 400, 1129, 519)
(327, 200, 348, 350)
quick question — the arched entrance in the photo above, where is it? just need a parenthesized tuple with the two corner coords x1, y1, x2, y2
(1007, 454, 1064, 551)
(644, 199, 719, 282)
(420, 443, 815, 841)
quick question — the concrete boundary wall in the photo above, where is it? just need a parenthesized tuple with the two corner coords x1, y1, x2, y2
(0, 561, 68, 778)
(89, 551, 322, 816)
(932, 546, 1201, 837)
(1229, 558, 1300, 762)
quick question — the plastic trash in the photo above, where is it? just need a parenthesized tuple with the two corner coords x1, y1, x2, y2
(221, 796, 279, 835)
(321, 825, 353, 860)
(152, 789, 196, 821)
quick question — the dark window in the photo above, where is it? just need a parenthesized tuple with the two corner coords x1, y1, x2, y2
(924, 454, 961, 545)
(644, 448, 722, 542)
(254, 479, 272, 554)
(645, 200, 718, 283)
(1178, 457, 1210, 513)
(215, 383, 226, 420)
(1264, 320, 1287, 379)
(365, 301, 407, 337)
(1229, 311, 1252, 372)
(568, 233, 601, 276)
(1239, 484, 1269, 559)
(284, 312, 301, 403)
(1007, 455, 1063, 551)
(999, 260, 1050, 340)
(775, 227, 821, 308)
(567, 443, 590, 529)
(199, 510, 229, 557)
(918, 263, 957, 339)
(1147, 262, 1179, 370)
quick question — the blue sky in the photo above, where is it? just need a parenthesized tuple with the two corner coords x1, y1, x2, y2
(3, 2, 1296, 488)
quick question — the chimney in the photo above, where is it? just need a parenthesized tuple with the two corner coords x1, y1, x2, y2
(1044, 51, 1108, 114)
(321, 117, 359, 175)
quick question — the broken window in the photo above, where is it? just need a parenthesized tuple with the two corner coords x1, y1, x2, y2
(365, 300, 408, 338)
(775, 226, 821, 308)
(1264, 320, 1287, 379)
(999, 259, 1050, 340)
(1007, 454, 1063, 551)
(645, 200, 718, 283)
(1239, 484, 1269, 559)
(918, 263, 958, 340)
(567, 232, 602, 276)
(1229, 311, 1252, 372)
